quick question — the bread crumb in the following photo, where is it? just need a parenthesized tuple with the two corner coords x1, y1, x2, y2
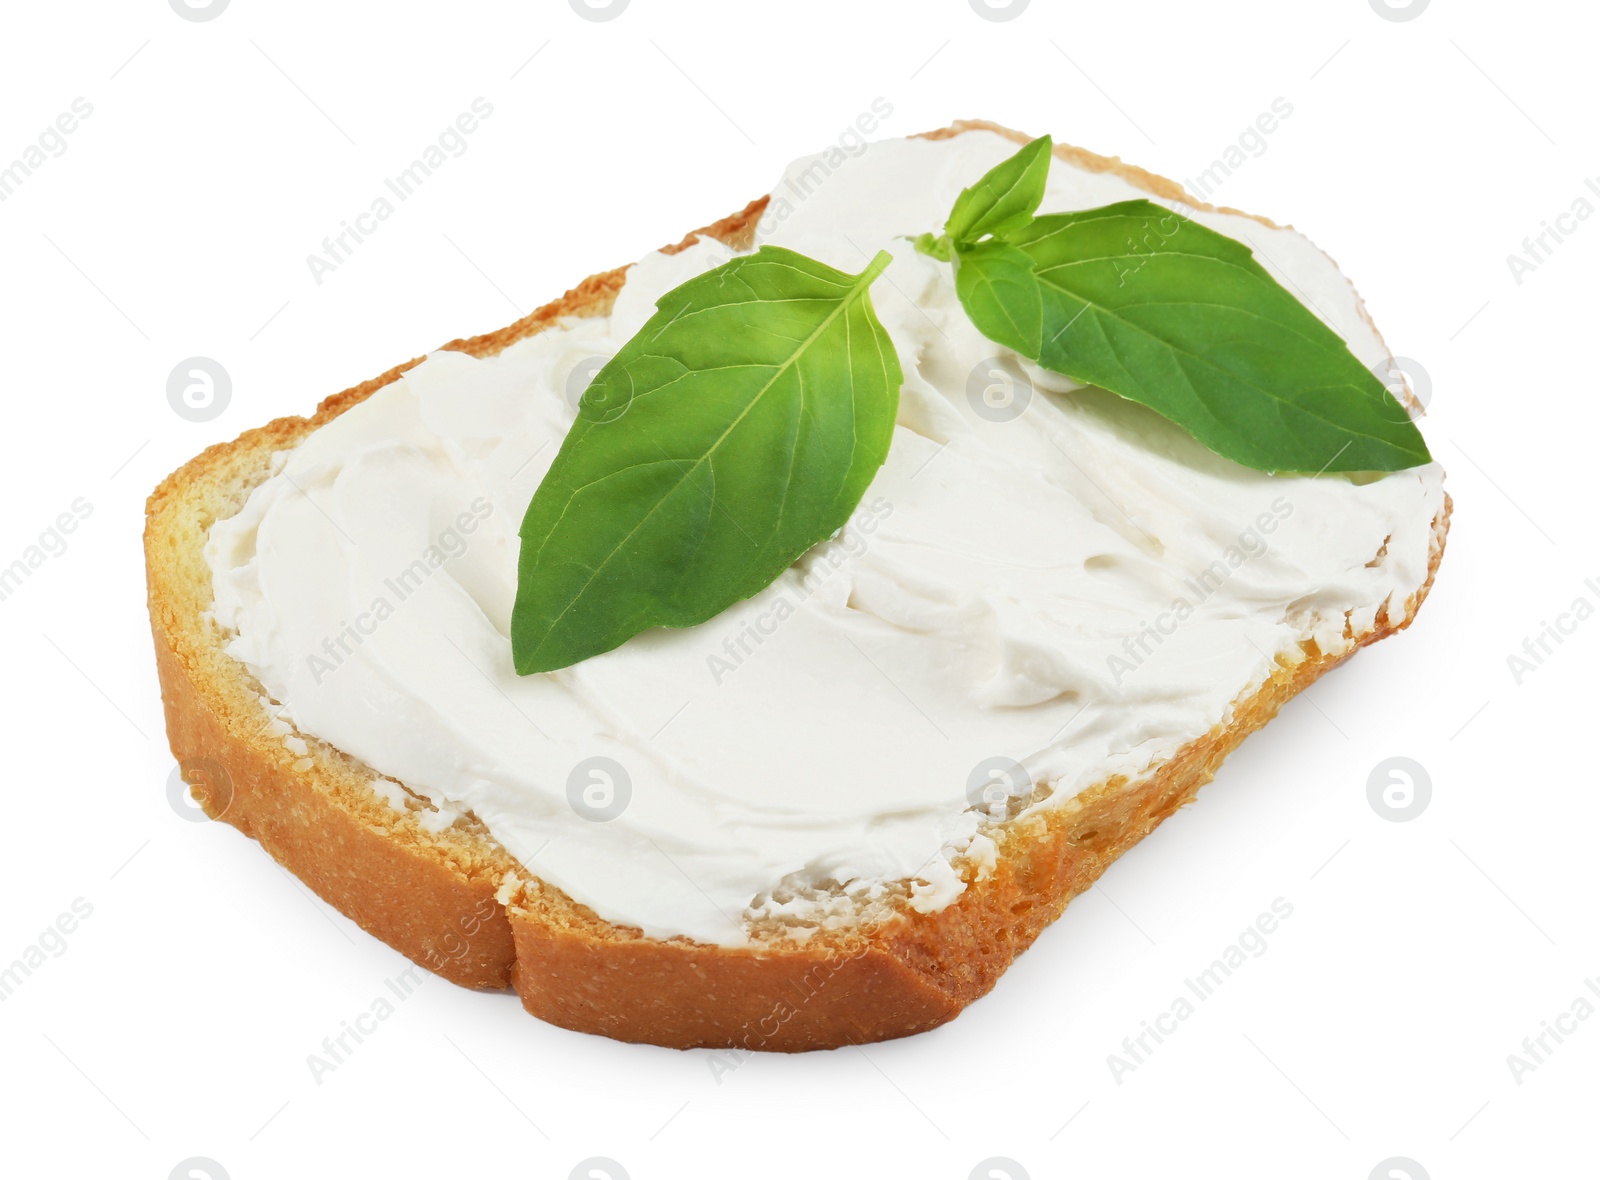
(495, 872, 521, 905)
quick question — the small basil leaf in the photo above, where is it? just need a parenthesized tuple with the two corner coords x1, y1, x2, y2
(944, 134, 1054, 246)
(953, 241, 1043, 358)
(511, 246, 902, 674)
(1010, 199, 1432, 473)
(911, 231, 953, 261)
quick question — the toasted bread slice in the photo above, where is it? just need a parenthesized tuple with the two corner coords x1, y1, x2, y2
(145, 121, 1450, 1051)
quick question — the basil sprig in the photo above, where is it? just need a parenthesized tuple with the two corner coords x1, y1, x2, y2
(511, 246, 900, 674)
(510, 136, 1435, 676)
(918, 136, 1432, 474)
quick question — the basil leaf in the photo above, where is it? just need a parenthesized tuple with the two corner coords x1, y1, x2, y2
(953, 241, 1042, 358)
(945, 134, 1053, 245)
(511, 246, 901, 674)
(1008, 199, 1432, 473)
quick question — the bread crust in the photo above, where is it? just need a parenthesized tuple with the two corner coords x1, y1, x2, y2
(145, 122, 1449, 1049)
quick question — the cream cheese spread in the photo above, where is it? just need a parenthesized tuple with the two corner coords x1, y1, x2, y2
(206, 131, 1444, 946)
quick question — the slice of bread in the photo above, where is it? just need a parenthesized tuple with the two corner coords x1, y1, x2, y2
(146, 120, 1450, 1051)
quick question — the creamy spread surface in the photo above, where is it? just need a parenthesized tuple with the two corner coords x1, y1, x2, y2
(206, 131, 1444, 946)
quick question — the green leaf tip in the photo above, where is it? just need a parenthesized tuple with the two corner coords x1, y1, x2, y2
(945, 134, 1053, 246)
(912, 232, 953, 261)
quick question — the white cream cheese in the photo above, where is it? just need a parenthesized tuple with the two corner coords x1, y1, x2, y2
(206, 131, 1444, 947)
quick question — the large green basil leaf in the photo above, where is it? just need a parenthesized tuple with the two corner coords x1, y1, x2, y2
(1009, 199, 1431, 473)
(512, 246, 901, 674)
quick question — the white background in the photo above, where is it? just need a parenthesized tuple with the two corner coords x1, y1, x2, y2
(1, 0, 1594, 1177)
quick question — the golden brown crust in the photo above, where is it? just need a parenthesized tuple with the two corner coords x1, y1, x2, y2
(145, 123, 1449, 1049)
